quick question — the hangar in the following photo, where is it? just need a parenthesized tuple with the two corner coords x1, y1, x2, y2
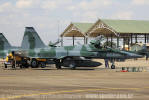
(61, 19, 149, 50)
(60, 22, 93, 46)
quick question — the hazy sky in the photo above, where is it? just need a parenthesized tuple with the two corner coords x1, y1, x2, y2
(0, 0, 149, 46)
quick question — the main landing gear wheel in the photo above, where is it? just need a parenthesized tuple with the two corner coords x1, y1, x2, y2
(69, 61, 76, 70)
(31, 59, 38, 68)
(62, 58, 76, 70)
(55, 60, 61, 69)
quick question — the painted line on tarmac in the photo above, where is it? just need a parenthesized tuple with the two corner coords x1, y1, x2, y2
(0, 87, 148, 100)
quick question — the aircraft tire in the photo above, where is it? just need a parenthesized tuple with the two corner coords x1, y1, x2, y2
(55, 59, 61, 69)
(69, 60, 76, 70)
(56, 62, 61, 69)
(111, 64, 115, 69)
(62, 58, 76, 69)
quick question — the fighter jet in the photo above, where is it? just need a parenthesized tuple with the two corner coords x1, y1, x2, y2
(0, 33, 19, 58)
(12, 27, 143, 69)
(20, 27, 101, 68)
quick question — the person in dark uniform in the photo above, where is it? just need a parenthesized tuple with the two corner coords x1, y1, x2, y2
(104, 59, 109, 68)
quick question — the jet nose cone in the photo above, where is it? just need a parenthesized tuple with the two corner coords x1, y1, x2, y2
(134, 54, 143, 58)
(127, 53, 143, 58)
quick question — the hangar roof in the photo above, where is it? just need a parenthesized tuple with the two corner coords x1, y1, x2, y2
(102, 19, 149, 34)
(86, 19, 149, 37)
(60, 22, 93, 37)
(61, 19, 149, 37)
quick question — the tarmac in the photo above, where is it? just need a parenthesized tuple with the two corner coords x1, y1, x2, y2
(0, 59, 149, 100)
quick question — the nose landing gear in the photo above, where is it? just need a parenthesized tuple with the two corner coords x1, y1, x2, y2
(111, 60, 115, 69)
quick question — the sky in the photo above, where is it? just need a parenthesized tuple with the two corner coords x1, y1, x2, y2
(0, 0, 149, 46)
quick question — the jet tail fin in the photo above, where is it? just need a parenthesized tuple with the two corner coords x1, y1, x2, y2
(0, 33, 11, 50)
(21, 27, 46, 49)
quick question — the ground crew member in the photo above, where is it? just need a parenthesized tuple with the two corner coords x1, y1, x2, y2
(104, 59, 109, 68)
